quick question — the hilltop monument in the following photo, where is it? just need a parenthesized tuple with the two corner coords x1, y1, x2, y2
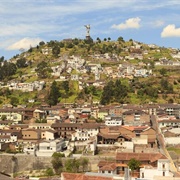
(84, 24, 91, 40)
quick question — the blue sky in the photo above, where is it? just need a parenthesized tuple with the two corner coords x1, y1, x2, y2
(0, 0, 180, 60)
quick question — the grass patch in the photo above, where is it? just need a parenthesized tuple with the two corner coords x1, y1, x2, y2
(167, 147, 180, 154)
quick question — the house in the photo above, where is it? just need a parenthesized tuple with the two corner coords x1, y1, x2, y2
(157, 115, 180, 128)
(0, 108, 23, 123)
(0, 120, 12, 129)
(9, 124, 29, 130)
(21, 129, 41, 141)
(159, 104, 180, 119)
(33, 109, 47, 120)
(0, 129, 22, 143)
(71, 123, 101, 141)
(140, 159, 173, 179)
(109, 106, 123, 117)
(43, 129, 58, 140)
(97, 152, 171, 179)
(51, 123, 80, 139)
(36, 138, 65, 156)
(122, 109, 150, 126)
(104, 116, 122, 126)
(97, 126, 133, 152)
(46, 115, 61, 124)
(98, 109, 109, 120)
(29, 123, 52, 130)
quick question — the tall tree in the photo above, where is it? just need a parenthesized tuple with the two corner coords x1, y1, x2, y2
(35, 61, 52, 78)
(100, 80, 114, 105)
(48, 81, 61, 106)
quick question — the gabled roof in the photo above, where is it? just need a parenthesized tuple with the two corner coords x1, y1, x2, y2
(116, 152, 167, 163)
(100, 163, 117, 171)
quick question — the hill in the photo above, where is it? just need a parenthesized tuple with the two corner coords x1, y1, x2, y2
(0, 37, 180, 107)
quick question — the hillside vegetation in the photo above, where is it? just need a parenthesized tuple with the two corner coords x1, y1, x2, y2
(0, 37, 180, 107)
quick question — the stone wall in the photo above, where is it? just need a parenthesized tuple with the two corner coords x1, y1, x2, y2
(0, 154, 52, 174)
(0, 154, 116, 174)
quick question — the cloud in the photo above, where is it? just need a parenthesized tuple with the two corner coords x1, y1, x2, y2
(154, 20, 164, 27)
(111, 17, 141, 30)
(161, 24, 180, 37)
(7, 37, 42, 50)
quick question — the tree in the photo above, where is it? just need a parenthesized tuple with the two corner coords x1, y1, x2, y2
(1, 115, 7, 121)
(10, 96, 19, 107)
(96, 37, 101, 43)
(39, 41, 45, 46)
(114, 79, 128, 103)
(0, 56, 4, 63)
(108, 37, 111, 41)
(48, 81, 61, 106)
(62, 81, 69, 94)
(65, 159, 80, 173)
(100, 80, 114, 105)
(35, 61, 52, 78)
(79, 157, 89, 172)
(104, 38, 107, 41)
(0, 61, 17, 80)
(51, 157, 63, 174)
(159, 68, 167, 76)
(16, 58, 28, 68)
(45, 168, 54, 176)
(117, 36, 124, 43)
(52, 45, 60, 57)
(128, 158, 141, 171)
(52, 152, 65, 158)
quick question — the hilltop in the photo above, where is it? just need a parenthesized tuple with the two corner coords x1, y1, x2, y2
(0, 37, 180, 107)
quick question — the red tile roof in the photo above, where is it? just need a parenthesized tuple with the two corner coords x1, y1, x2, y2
(99, 163, 117, 171)
(116, 152, 167, 163)
(61, 172, 113, 180)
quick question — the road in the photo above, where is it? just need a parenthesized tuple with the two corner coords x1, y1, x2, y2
(151, 115, 177, 173)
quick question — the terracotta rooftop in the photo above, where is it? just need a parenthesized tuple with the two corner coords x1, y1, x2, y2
(116, 152, 167, 163)
(98, 132, 120, 139)
(99, 163, 117, 171)
(122, 125, 148, 131)
(61, 172, 113, 180)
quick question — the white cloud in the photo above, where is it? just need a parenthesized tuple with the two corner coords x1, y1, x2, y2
(161, 24, 180, 37)
(154, 20, 164, 27)
(7, 37, 42, 50)
(111, 17, 141, 30)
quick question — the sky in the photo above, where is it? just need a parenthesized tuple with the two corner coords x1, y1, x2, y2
(0, 0, 180, 60)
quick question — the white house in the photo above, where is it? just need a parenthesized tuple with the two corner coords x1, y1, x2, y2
(36, 138, 65, 156)
(104, 116, 122, 126)
(140, 159, 173, 179)
(71, 123, 100, 141)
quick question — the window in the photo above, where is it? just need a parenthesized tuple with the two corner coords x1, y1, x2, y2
(163, 171, 165, 176)
(142, 172, 144, 178)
